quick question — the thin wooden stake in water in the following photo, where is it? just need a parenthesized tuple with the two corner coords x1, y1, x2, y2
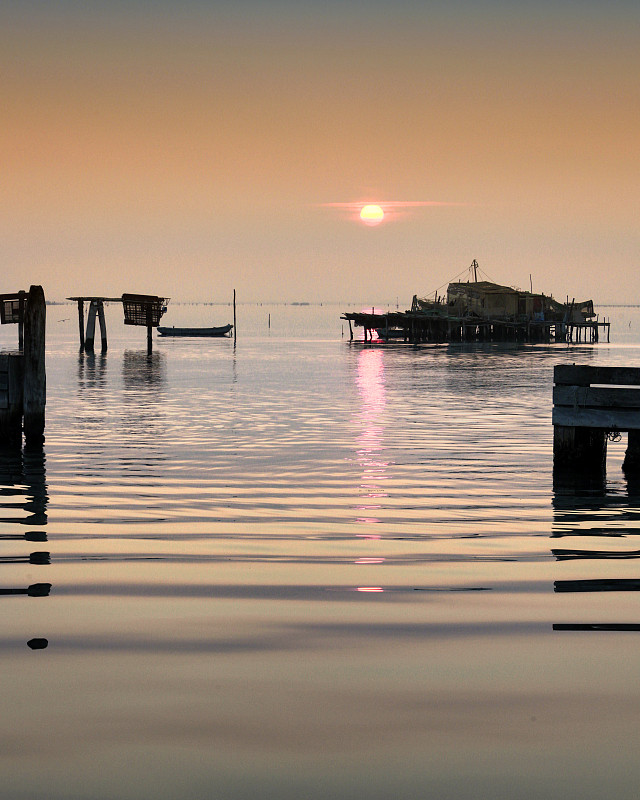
(146, 303, 153, 355)
(23, 284, 46, 449)
(233, 290, 237, 341)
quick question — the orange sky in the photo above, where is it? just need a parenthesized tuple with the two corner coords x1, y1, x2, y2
(2, 2, 639, 303)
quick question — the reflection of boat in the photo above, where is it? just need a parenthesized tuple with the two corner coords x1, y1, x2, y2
(157, 324, 233, 338)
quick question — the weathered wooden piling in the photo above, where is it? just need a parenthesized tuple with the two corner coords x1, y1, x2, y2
(0, 353, 24, 447)
(23, 285, 46, 449)
(553, 365, 640, 474)
(83, 299, 108, 352)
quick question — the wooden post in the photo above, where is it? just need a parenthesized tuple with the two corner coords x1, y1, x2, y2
(85, 301, 97, 352)
(97, 300, 107, 351)
(0, 353, 24, 447)
(553, 425, 607, 473)
(18, 291, 26, 350)
(623, 430, 640, 473)
(233, 290, 237, 341)
(146, 303, 153, 355)
(23, 285, 46, 449)
(348, 319, 353, 341)
(77, 299, 85, 349)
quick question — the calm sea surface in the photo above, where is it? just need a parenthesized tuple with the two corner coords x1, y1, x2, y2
(2, 302, 640, 799)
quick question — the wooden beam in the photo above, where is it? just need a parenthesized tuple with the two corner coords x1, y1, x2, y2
(553, 385, 640, 409)
(552, 408, 640, 429)
(554, 365, 640, 387)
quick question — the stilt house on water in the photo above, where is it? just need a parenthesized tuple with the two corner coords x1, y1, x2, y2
(342, 261, 610, 344)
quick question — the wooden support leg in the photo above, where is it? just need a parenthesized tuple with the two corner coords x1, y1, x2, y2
(623, 429, 640, 473)
(97, 300, 107, 352)
(0, 353, 24, 447)
(77, 300, 85, 349)
(85, 301, 97, 352)
(553, 425, 607, 473)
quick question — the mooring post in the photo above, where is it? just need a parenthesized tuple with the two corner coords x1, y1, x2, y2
(233, 289, 237, 342)
(23, 285, 46, 449)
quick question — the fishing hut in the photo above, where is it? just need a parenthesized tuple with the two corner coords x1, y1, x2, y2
(0, 286, 46, 448)
(342, 261, 610, 345)
(553, 365, 640, 474)
(68, 293, 169, 354)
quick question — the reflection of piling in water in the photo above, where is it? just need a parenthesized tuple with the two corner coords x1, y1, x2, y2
(552, 478, 640, 633)
(0, 448, 48, 526)
(0, 583, 51, 597)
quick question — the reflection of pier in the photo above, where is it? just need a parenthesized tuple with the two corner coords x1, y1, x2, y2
(552, 477, 640, 632)
(0, 447, 50, 648)
(0, 448, 48, 526)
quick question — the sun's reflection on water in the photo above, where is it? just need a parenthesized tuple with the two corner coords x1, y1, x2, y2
(354, 349, 390, 525)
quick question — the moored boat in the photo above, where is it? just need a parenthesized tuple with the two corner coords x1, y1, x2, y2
(157, 324, 233, 337)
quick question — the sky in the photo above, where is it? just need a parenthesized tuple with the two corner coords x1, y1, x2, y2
(2, 0, 639, 305)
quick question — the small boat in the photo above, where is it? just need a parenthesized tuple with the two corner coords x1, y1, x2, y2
(157, 324, 233, 338)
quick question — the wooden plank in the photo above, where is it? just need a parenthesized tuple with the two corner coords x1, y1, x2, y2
(553, 407, 640, 429)
(0, 390, 7, 410)
(554, 364, 640, 387)
(554, 385, 640, 409)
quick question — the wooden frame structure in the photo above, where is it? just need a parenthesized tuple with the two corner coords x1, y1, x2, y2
(553, 365, 640, 473)
(68, 294, 168, 353)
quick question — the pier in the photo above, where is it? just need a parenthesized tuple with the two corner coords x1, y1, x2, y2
(553, 365, 640, 474)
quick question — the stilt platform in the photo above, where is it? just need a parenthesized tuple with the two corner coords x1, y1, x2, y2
(67, 294, 168, 354)
(341, 310, 610, 344)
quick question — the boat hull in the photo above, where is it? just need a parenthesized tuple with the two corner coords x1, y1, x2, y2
(157, 324, 233, 338)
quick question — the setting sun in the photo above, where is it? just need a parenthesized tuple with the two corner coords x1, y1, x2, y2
(359, 204, 385, 226)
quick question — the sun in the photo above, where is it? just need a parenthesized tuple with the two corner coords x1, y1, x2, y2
(359, 204, 385, 226)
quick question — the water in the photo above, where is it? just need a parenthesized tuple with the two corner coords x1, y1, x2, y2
(2, 303, 640, 799)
